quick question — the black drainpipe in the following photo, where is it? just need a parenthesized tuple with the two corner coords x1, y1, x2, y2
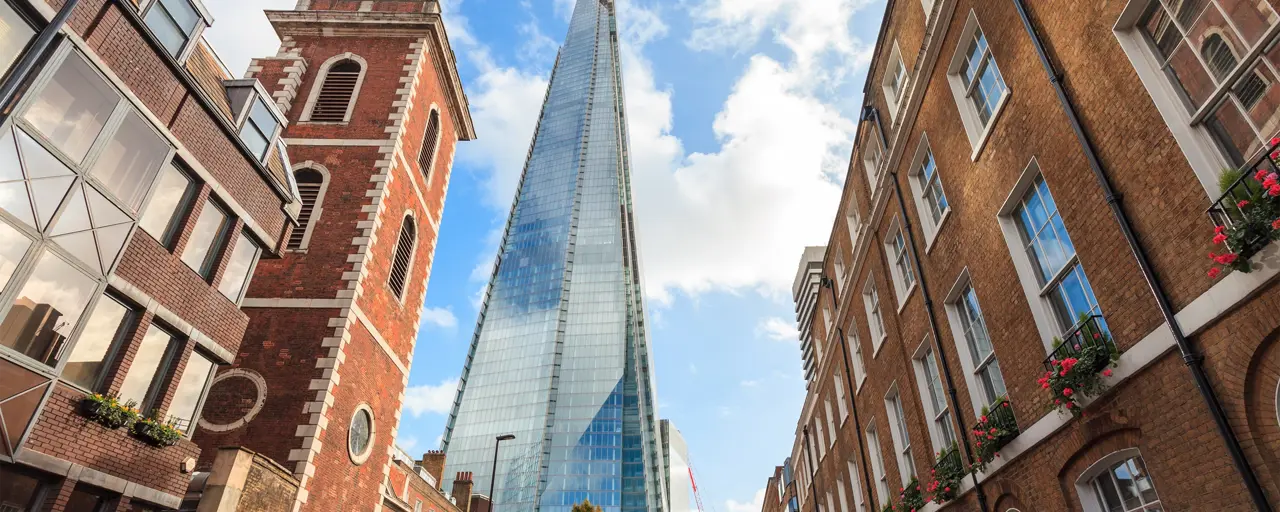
(1011, 1, 1271, 508)
(801, 426, 821, 512)
(0, 0, 81, 123)
(825, 284, 882, 509)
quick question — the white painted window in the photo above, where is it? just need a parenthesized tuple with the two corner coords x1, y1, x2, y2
(883, 43, 909, 119)
(1115, 0, 1280, 194)
(884, 219, 916, 305)
(845, 196, 861, 247)
(849, 328, 867, 390)
(947, 11, 1010, 153)
(815, 418, 827, 460)
(907, 136, 951, 246)
(944, 275, 1008, 413)
(865, 422, 889, 505)
(921, 0, 936, 18)
(825, 399, 838, 448)
(884, 386, 916, 484)
(863, 278, 886, 353)
(837, 477, 849, 512)
(912, 344, 956, 454)
(309, 60, 363, 123)
(834, 248, 848, 291)
(1076, 450, 1162, 512)
(826, 491, 836, 512)
(863, 134, 884, 187)
(998, 163, 1107, 353)
(847, 457, 868, 512)
(833, 373, 849, 422)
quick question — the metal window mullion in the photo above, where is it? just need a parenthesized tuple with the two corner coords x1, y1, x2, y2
(1037, 254, 1082, 298)
(1209, 0, 1254, 51)
(1192, 22, 1280, 123)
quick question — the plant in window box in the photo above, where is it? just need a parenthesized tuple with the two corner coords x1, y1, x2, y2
(79, 393, 140, 430)
(1038, 316, 1118, 417)
(925, 444, 965, 504)
(130, 412, 183, 447)
(896, 478, 925, 512)
(969, 397, 1018, 473)
(880, 502, 894, 512)
(1207, 143, 1280, 279)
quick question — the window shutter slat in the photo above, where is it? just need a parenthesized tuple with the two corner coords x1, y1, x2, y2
(417, 111, 441, 179)
(388, 217, 416, 298)
(288, 170, 324, 250)
(310, 62, 361, 123)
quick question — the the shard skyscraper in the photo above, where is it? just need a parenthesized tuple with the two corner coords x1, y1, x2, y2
(441, 1, 665, 512)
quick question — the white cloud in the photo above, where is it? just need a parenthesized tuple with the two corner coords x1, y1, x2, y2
(725, 489, 766, 512)
(404, 378, 460, 417)
(399, 436, 419, 452)
(201, 0, 297, 76)
(740, 380, 760, 388)
(757, 317, 800, 343)
(421, 307, 458, 329)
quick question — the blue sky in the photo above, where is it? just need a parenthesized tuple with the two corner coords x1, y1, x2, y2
(206, 0, 886, 510)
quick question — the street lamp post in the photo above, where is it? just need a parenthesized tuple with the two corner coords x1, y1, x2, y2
(490, 434, 515, 512)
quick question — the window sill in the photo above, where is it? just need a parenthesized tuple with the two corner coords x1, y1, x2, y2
(297, 121, 351, 126)
(896, 282, 918, 314)
(969, 93, 1011, 162)
(924, 209, 953, 255)
(872, 334, 888, 358)
(857, 374, 867, 392)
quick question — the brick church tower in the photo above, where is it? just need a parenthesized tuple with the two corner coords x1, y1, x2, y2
(191, 1, 474, 511)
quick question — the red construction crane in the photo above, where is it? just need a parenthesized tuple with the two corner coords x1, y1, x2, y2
(689, 460, 708, 512)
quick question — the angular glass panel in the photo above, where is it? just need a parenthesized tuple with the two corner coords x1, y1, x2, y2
(29, 177, 73, 231)
(62, 295, 128, 390)
(248, 98, 277, 135)
(22, 52, 118, 162)
(117, 324, 173, 407)
(0, 221, 30, 291)
(0, 251, 97, 367)
(0, 1, 34, 79)
(160, 0, 201, 32)
(49, 186, 89, 236)
(89, 111, 169, 211)
(144, 7, 186, 57)
(16, 129, 73, 179)
(0, 128, 23, 183)
(168, 350, 213, 434)
(238, 122, 269, 160)
(86, 187, 130, 227)
(95, 223, 132, 273)
(52, 231, 100, 274)
(0, 181, 33, 227)
(138, 163, 191, 241)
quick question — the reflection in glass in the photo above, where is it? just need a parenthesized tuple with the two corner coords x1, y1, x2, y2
(217, 233, 259, 301)
(0, 465, 43, 512)
(62, 295, 129, 390)
(168, 350, 213, 434)
(22, 52, 118, 162)
(139, 163, 193, 242)
(89, 112, 169, 211)
(239, 98, 276, 159)
(0, 217, 30, 291)
(117, 324, 173, 408)
(145, 0, 201, 57)
(180, 202, 228, 277)
(0, 251, 96, 367)
(349, 409, 372, 456)
(64, 487, 107, 512)
(0, 1, 33, 79)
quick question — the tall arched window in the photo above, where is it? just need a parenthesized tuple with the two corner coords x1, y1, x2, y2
(388, 215, 416, 299)
(309, 60, 361, 122)
(1202, 34, 1268, 109)
(418, 109, 441, 179)
(288, 168, 325, 250)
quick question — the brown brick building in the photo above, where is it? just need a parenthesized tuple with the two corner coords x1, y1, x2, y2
(0, 0, 472, 510)
(773, 0, 1280, 511)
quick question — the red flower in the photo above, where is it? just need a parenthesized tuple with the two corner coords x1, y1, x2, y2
(1003, 402, 1010, 408)
(1257, 169, 1271, 181)
(1270, 184, 1280, 197)
(1208, 268, 1222, 279)
(1274, 218, 1280, 230)
(976, 440, 982, 447)
(1213, 233, 1228, 245)
(1215, 253, 1239, 265)
(1215, 225, 1227, 235)
(1209, 251, 1218, 260)
(1270, 137, 1279, 146)
(1093, 332, 1102, 340)
(1102, 369, 1113, 377)
(1060, 370, 1067, 377)
(1266, 177, 1279, 189)
(944, 487, 950, 492)
(1063, 388, 1074, 397)
(981, 415, 988, 423)
(1239, 200, 1251, 208)
(1065, 401, 1074, 409)
(990, 428, 997, 434)
(1055, 399, 1061, 405)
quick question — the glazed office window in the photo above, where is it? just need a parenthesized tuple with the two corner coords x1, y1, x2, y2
(309, 60, 362, 123)
(88, 111, 170, 211)
(915, 346, 956, 453)
(0, 1, 33, 79)
(61, 294, 131, 390)
(0, 251, 97, 368)
(1131, 0, 1280, 166)
(117, 324, 178, 411)
(239, 97, 280, 161)
(885, 389, 916, 484)
(144, 0, 204, 58)
(180, 201, 230, 279)
(287, 168, 325, 250)
(167, 350, 215, 434)
(863, 279, 886, 351)
(955, 285, 1007, 406)
(388, 215, 417, 299)
(138, 163, 196, 246)
(217, 233, 260, 302)
(1013, 174, 1106, 334)
(21, 51, 119, 163)
(947, 13, 1010, 150)
(418, 109, 442, 179)
(1085, 454, 1161, 511)
(885, 222, 915, 303)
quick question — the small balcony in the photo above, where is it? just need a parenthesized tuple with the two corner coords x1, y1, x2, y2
(1207, 143, 1280, 262)
(1043, 315, 1114, 376)
(932, 445, 963, 477)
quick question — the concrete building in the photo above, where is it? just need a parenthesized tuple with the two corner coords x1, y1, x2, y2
(660, 420, 693, 512)
(771, 0, 1280, 510)
(794, 247, 826, 389)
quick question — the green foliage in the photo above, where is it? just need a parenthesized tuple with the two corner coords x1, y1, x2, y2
(80, 393, 140, 430)
(130, 411, 184, 447)
(571, 500, 602, 512)
(926, 444, 966, 504)
(1040, 318, 1119, 417)
(1219, 167, 1246, 194)
(896, 477, 925, 511)
(1209, 166, 1280, 276)
(970, 397, 1018, 473)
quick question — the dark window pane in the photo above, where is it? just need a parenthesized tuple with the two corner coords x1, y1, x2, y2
(117, 324, 173, 407)
(238, 122, 268, 160)
(349, 409, 372, 457)
(62, 295, 129, 390)
(0, 251, 97, 367)
(144, 7, 185, 57)
(64, 487, 108, 512)
(23, 52, 119, 162)
(0, 464, 43, 511)
(159, 0, 200, 32)
(0, 2, 34, 79)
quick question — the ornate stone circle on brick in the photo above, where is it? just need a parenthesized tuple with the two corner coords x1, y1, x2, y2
(198, 369, 268, 433)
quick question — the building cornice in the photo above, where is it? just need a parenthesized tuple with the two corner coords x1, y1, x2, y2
(265, 9, 477, 141)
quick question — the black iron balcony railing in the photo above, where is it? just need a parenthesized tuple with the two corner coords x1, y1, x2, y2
(985, 396, 1018, 438)
(1207, 142, 1280, 260)
(1043, 315, 1114, 375)
(932, 445, 963, 476)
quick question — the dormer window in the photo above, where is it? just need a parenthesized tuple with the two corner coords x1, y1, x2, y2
(143, 0, 209, 60)
(225, 80, 284, 163)
(240, 97, 278, 159)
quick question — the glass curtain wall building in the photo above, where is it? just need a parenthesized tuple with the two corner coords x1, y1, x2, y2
(441, 1, 665, 512)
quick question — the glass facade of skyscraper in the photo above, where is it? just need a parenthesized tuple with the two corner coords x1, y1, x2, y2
(441, 1, 665, 511)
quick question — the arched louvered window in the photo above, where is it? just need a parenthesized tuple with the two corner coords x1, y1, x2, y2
(288, 168, 324, 250)
(309, 60, 361, 122)
(417, 109, 441, 179)
(388, 215, 416, 299)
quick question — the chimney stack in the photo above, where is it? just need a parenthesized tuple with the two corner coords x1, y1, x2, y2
(421, 450, 446, 488)
(452, 472, 474, 512)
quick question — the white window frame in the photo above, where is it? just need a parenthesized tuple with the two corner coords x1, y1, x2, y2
(882, 42, 909, 121)
(825, 398, 837, 448)
(921, 0, 936, 18)
(1112, 0, 1280, 198)
(911, 339, 956, 455)
(997, 159, 1089, 354)
(834, 247, 848, 291)
(826, 491, 836, 512)
(845, 194, 862, 249)
(862, 132, 885, 187)
(228, 82, 286, 163)
(837, 477, 849, 512)
(865, 422, 889, 505)
(946, 10, 1011, 158)
(906, 134, 952, 250)
(833, 372, 849, 423)
(300, 52, 369, 124)
(883, 384, 916, 485)
(814, 308, 827, 363)
(847, 457, 868, 512)
(815, 418, 827, 460)
(1074, 448, 1163, 512)
(848, 327, 868, 391)
(139, 0, 213, 63)
(884, 217, 917, 310)
(943, 269, 1008, 415)
(863, 278, 887, 355)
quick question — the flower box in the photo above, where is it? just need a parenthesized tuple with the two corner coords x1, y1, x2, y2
(926, 446, 965, 504)
(130, 417, 183, 448)
(78, 394, 140, 430)
(971, 397, 1018, 473)
(1039, 316, 1119, 416)
(1206, 139, 1280, 277)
